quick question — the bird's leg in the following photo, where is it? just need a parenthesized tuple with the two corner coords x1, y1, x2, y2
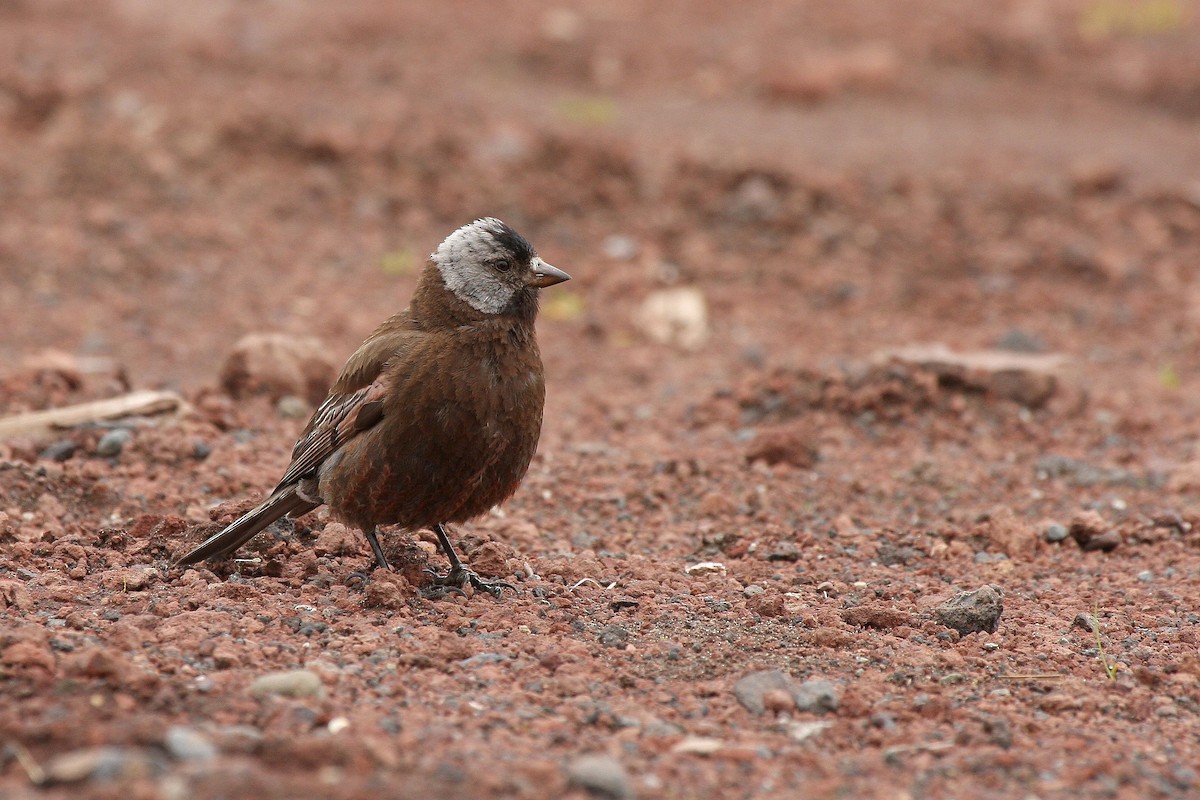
(363, 527, 391, 571)
(423, 522, 515, 598)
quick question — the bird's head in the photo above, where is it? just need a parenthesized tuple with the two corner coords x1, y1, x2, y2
(431, 218, 570, 317)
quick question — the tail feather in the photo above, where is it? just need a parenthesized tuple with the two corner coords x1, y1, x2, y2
(175, 489, 318, 566)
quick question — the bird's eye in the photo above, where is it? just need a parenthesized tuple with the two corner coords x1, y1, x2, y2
(492, 259, 513, 273)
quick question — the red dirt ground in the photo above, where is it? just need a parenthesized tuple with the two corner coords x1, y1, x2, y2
(2, 2, 1200, 798)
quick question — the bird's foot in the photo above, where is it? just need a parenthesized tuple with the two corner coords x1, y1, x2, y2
(420, 565, 515, 599)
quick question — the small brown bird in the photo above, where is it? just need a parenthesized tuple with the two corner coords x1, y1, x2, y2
(176, 218, 570, 595)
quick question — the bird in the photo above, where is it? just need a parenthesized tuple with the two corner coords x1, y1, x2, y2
(175, 218, 570, 596)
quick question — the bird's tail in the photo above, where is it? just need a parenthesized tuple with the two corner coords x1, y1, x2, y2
(175, 488, 318, 566)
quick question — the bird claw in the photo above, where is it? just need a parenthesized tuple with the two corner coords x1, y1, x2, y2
(421, 566, 515, 599)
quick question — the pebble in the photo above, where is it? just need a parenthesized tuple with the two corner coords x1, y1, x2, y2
(602, 234, 638, 261)
(276, 395, 309, 419)
(1042, 522, 1069, 543)
(164, 726, 217, 762)
(733, 669, 839, 715)
(792, 679, 839, 713)
(869, 712, 896, 729)
(1069, 510, 1121, 552)
(733, 669, 793, 715)
(40, 440, 76, 462)
(43, 746, 167, 784)
(1136, 570, 1154, 583)
(633, 287, 709, 350)
(598, 625, 630, 648)
(565, 754, 633, 799)
(934, 585, 1004, 635)
(220, 331, 336, 405)
(1079, 530, 1122, 552)
(95, 428, 132, 457)
(742, 584, 765, 597)
(767, 541, 802, 562)
(248, 669, 325, 699)
(788, 720, 832, 742)
(457, 652, 509, 668)
(761, 688, 795, 714)
(671, 736, 724, 755)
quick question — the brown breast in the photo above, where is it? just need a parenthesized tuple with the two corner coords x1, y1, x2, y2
(318, 319, 546, 533)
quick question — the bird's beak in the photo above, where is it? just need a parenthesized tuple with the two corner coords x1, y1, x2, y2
(527, 258, 571, 288)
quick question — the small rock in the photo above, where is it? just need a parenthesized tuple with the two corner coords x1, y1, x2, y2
(747, 593, 785, 618)
(40, 440, 77, 462)
(734, 669, 793, 715)
(842, 604, 912, 630)
(934, 585, 1003, 635)
(248, 669, 325, 699)
(788, 720, 832, 742)
(100, 567, 154, 592)
(670, 736, 724, 755)
(457, 652, 509, 668)
(1042, 522, 1069, 543)
(1072, 613, 1099, 634)
(1082, 530, 1122, 552)
(220, 332, 336, 405)
(1, 640, 56, 675)
(742, 584, 765, 597)
(734, 670, 839, 716)
(164, 726, 217, 762)
(468, 540, 512, 578)
(880, 343, 1063, 408)
(869, 712, 896, 729)
(684, 561, 726, 576)
(313, 522, 360, 557)
(598, 625, 629, 648)
(1136, 570, 1154, 583)
(975, 507, 1036, 559)
(0, 580, 32, 611)
(95, 428, 132, 457)
(276, 395, 309, 419)
(1069, 510, 1120, 552)
(762, 688, 796, 714)
(43, 746, 166, 784)
(875, 542, 920, 566)
(363, 572, 411, 610)
(633, 287, 709, 350)
(565, 754, 632, 799)
(792, 679, 839, 713)
(766, 541, 801, 562)
(746, 425, 818, 469)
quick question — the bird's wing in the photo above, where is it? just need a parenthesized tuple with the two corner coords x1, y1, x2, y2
(272, 322, 423, 492)
(272, 380, 388, 491)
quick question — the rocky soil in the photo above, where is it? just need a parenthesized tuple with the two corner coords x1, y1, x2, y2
(2, 2, 1200, 798)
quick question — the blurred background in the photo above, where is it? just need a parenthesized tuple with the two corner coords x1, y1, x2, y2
(0, 0, 1198, 402)
(3, 6, 1200, 797)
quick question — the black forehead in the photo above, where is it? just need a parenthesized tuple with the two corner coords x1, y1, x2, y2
(486, 222, 536, 263)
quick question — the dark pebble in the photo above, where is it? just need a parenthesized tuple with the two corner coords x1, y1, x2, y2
(40, 440, 76, 462)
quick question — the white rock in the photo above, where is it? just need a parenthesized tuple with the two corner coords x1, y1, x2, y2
(634, 287, 709, 350)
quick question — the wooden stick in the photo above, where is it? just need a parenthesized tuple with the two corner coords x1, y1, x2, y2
(0, 390, 184, 438)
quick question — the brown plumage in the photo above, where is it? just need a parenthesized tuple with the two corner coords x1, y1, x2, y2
(176, 218, 570, 595)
